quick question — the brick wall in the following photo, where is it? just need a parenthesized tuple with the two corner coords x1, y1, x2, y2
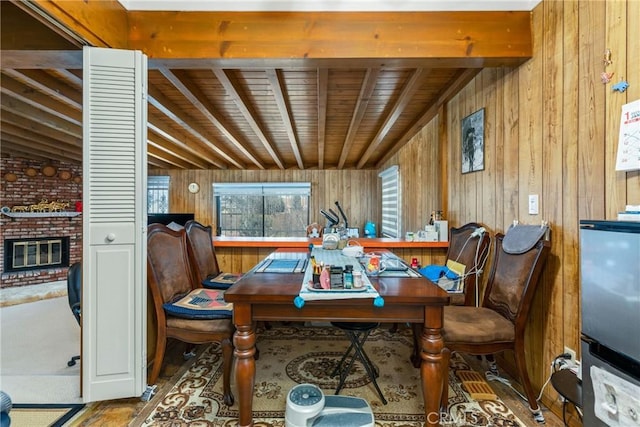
(1, 156, 82, 288)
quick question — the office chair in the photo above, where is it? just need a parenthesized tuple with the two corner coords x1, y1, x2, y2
(147, 223, 235, 406)
(66, 262, 82, 367)
(330, 322, 387, 405)
(440, 232, 550, 423)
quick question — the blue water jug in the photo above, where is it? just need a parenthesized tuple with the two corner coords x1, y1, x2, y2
(363, 222, 376, 238)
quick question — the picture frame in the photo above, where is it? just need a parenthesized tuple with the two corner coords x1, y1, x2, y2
(461, 108, 485, 174)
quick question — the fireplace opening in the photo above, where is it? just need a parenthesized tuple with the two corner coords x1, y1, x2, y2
(4, 237, 70, 273)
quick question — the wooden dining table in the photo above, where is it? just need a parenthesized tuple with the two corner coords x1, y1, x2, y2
(224, 250, 451, 427)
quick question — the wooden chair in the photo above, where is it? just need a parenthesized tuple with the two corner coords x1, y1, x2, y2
(184, 220, 223, 287)
(440, 233, 550, 423)
(444, 222, 491, 306)
(410, 222, 490, 366)
(147, 223, 234, 405)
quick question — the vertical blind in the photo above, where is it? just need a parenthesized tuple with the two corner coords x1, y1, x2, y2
(379, 166, 400, 238)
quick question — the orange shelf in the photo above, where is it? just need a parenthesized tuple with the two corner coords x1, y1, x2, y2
(212, 236, 448, 249)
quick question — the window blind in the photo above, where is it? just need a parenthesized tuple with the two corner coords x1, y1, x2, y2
(148, 175, 169, 188)
(213, 182, 311, 196)
(379, 166, 400, 238)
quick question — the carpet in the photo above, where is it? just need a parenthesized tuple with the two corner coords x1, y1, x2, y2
(10, 403, 85, 427)
(0, 297, 82, 405)
(136, 324, 526, 426)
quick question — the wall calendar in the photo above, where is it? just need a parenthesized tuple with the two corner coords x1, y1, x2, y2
(616, 99, 640, 172)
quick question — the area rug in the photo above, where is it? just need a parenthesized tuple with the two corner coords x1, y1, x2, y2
(136, 324, 525, 426)
(10, 403, 85, 427)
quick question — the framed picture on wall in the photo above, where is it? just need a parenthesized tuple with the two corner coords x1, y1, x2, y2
(461, 108, 485, 174)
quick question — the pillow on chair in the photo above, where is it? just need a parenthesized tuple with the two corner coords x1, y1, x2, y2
(163, 288, 233, 320)
(202, 272, 242, 290)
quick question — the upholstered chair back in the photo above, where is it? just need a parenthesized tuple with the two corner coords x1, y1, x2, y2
(483, 233, 550, 327)
(147, 223, 195, 304)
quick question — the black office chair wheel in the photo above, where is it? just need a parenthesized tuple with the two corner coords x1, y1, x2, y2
(67, 355, 80, 367)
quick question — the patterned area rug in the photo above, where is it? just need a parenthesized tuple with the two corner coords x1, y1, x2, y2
(137, 324, 525, 426)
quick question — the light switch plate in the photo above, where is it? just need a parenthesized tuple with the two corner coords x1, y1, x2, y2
(528, 194, 539, 215)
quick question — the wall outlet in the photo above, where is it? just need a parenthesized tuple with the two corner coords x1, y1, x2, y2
(528, 194, 539, 215)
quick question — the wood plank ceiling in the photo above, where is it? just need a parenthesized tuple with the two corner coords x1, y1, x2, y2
(0, 1, 533, 170)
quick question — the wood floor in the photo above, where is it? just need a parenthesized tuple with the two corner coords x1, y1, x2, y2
(69, 325, 578, 427)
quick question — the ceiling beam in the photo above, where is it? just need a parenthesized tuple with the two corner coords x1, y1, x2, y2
(1, 95, 81, 138)
(125, 11, 532, 65)
(1, 132, 81, 162)
(1, 50, 519, 70)
(376, 68, 481, 167)
(147, 86, 241, 169)
(266, 69, 304, 169)
(357, 68, 429, 168)
(147, 143, 193, 169)
(316, 67, 328, 169)
(22, 3, 532, 67)
(338, 68, 379, 168)
(2, 69, 81, 110)
(212, 68, 285, 169)
(1, 73, 82, 126)
(159, 67, 265, 169)
(1, 122, 81, 151)
(19, 0, 128, 48)
(0, 139, 72, 163)
(146, 117, 223, 169)
(1, 110, 81, 147)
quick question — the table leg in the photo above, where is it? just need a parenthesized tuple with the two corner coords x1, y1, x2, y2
(233, 304, 257, 427)
(420, 306, 445, 427)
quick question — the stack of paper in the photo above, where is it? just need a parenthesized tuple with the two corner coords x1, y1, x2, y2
(618, 205, 640, 221)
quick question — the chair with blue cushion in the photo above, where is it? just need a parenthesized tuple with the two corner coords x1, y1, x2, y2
(147, 223, 234, 405)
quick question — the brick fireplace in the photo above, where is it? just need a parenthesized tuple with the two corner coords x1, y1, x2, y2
(1, 156, 82, 288)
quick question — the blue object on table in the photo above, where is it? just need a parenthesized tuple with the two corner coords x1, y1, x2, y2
(363, 222, 376, 238)
(418, 265, 458, 282)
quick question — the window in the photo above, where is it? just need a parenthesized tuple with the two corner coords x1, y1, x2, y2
(213, 183, 310, 237)
(379, 166, 400, 238)
(148, 176, 169, 213)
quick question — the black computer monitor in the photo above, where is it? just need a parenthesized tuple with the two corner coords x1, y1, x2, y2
(147, 213, 194, 226)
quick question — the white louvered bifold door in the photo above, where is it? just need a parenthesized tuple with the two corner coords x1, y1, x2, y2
(82, 46, 147, 401)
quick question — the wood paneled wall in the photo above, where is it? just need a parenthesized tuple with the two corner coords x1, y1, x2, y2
(382, 0, 639, 422)
(150, 167, 448, 271)
(149, 169, 381, 231)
